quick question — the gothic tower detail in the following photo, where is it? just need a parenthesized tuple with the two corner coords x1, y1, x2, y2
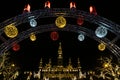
(57, 42, 63, 67)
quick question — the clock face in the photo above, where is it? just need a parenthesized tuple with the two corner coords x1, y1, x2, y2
(55, 16, 66, 28)
(4, 24, 18, 38)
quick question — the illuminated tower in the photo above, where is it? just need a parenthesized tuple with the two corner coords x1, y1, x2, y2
(57, 42, 63, 67)
(39, 58, 43, 69)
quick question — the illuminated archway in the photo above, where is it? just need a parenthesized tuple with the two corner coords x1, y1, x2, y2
(0, 8, 120, 63)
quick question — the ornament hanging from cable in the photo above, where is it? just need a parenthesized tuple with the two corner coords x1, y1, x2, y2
(78, 33, 85, 41)
(55, 16, 66, 28)
(77, 16, 84, 26)
(95, 26, 108, 38)
(50, 31, 59, 41)
(29, 18, 37, 27)
(12, 43, 20, 51)
(4, 23, 18, 38)
(98, 43, 106, 51)
(30, 33, 36, 41)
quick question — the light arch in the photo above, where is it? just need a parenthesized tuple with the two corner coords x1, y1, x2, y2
(0, 8, 120, 61)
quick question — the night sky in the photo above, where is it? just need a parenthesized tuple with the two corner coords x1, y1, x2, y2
(0, 0, 120, 71)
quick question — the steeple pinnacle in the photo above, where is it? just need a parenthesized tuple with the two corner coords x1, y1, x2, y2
(58, 42, 62, 59)
(57, 42, 63, 67)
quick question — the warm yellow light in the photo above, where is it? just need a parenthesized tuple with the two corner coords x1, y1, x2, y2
(11, 64, 15, 67)
(117, 71, 120, 75)
(98, 43, 106, 51)
(4, 24, 18, 38)
(103, 63, 109, 68)
(30, 33, 36, 41)
(55, 16, 66, 28)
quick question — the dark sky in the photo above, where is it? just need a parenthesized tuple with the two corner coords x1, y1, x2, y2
(0, 0, 120, 71)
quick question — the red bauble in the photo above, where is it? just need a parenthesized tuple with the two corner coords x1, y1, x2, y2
(12, 43, 20, 51)
(77, 16, 84, 26)
(50, 31, 59, 41)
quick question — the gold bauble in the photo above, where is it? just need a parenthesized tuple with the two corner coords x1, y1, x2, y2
(55, 16, 66, 28)
(4, 24, 18, 38)
(98, 43, 106, 51)
(30, 33, 36, 41)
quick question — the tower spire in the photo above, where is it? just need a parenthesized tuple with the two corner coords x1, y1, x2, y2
(77, 58, 81, 69)
(57, 42, 63, 67)
(39, 58, 43, 69)
(68, 58, 72, 65)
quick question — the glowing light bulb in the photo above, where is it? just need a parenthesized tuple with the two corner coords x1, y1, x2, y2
(70, 2, 76, 8)
(45, 1, 51, 8)
(89, 5, 97, 15)
(23, 4, 31, 12)
(103, 63, 109, 68)
(11, 64, 15, 67)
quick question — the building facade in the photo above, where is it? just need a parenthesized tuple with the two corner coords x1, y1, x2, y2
(32, 42, 85, 80)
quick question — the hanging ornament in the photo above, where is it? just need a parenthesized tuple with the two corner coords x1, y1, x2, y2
(4, 24, 18, 38)
(55, 16, 66, 28)
(50, 31, 59, 41)
(29, 18, 37, 27)
(12, 43, 20, 51)
(78, 33, 85, 41)
(95, 26, 108, 38)
(77, 16, 84, 26)
(30, 33, 36, 41)
(98, 43, 106, 51)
